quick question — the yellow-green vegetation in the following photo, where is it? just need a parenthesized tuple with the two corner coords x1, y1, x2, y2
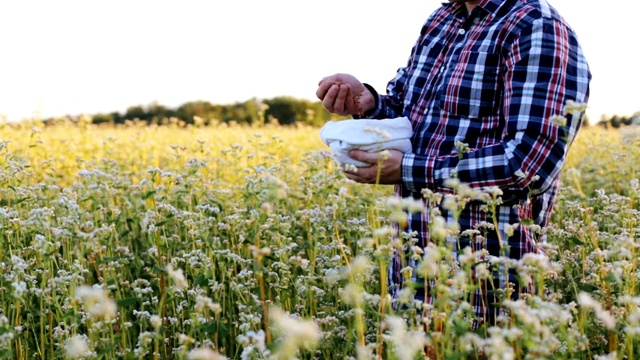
(0, 120, 638, 359)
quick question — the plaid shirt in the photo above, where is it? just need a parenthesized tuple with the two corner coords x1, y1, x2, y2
(363, 0, 591, 319)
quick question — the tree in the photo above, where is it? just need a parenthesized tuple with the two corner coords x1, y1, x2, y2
(176, 101, 222, 125)
(40, 97, 353, 127)
(263, 96, 336, 126)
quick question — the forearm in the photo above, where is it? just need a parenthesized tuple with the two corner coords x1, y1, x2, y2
(401, 128, 568, 198)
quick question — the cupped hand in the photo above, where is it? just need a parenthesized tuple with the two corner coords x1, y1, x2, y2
(316, 73, 374, 116)
(342, 149, 403, 184)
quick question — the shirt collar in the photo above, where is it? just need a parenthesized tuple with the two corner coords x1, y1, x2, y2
(443, 0, 509, 19)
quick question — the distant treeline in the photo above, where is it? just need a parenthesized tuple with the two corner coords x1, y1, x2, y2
(42, 97, 345, 127)
(596, 113, 640, 128)
(40, 96, 638, 128)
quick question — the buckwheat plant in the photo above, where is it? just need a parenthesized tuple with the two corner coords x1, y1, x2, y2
(0, 116, 637, 359)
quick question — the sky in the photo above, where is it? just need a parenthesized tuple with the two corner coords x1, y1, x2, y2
(0, 1, 638, 123)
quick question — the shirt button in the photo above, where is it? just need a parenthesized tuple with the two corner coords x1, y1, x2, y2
(458, 28, 466, 35)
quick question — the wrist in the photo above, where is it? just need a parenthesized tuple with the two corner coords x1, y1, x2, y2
(361, 83, 378, 114)
(360, 85, 376, 113)
(353, 83, 379, 118)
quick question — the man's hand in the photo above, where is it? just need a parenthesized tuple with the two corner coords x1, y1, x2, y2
(316, 73, 375, 116)
(342, 149, 403, 184)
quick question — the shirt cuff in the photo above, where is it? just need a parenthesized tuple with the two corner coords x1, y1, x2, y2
(401, 153, 436, 192)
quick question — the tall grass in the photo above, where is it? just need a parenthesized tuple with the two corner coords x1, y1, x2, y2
(0, 120, 638, 359)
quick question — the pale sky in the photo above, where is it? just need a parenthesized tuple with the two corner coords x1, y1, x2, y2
(0, 1, 638, 123)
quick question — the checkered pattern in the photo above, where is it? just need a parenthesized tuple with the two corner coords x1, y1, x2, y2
(364, 0, 591, 323)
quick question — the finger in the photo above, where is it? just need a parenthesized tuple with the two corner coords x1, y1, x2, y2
(343, 171, 363, 183)
(316, 80, 334, 101)
(317, 74, 338, 87)
(349, 150, 378, 165)
(343, 84, 354, 113)
(344, 169, 374, 184)
(333, 84, 349, 115)
(321, 84, 340, 112)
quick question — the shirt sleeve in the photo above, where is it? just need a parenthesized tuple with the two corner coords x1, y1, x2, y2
(359, 68, 409, 120)
(402, 17, 591, 198)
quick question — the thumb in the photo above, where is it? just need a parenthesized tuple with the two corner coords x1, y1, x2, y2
(349, 150, 378, 165)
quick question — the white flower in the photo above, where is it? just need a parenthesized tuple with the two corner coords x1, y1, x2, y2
(484, 186, 503, 198)
(562, 100, 588, 115)
(166, 264, 189, 290)
(373, 226, 396, 238)
(64, 335, 91, 359)
(578, 292, 616, 330)
(341, 283, 364, 306)
(443, 177, 461, 189)
(269, 306, 320, 359)
(263, 174, 289, 191)
(549, 115, 568, 126)
(514, 170, 527, 179)
(399, 197, 426, 213)
(187, 347, 227, 360)
(430, 215, 451, 241)
(289, 255, 310, 269)
(454, 141, 471, 153)
(260, 202, 272, 214)
(178, 333, 196, 345)
(421, 188, 443, 203)
(594, 352, 618, 360)
(75, 285, 117, 320)
(441, 194, 458, 211)
(416, 243, 442, 277)
(577, 292, 598, 308)
(343, 163, 358, 173)
(150, 315, 162, 331)
(459, 246, 475, 266)
(347, 256, 371, 278)
(383, 316, 428, 360)
(195, 295, 222, 314)
(12, 281, 27, 298)
(504, 223, 519, 238)
(484, 330, 515, 360)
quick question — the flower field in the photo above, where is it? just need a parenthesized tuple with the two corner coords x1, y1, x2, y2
(0, 120, 638, 359)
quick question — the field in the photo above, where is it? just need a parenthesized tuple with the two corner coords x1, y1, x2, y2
(0, 120, 638, 359)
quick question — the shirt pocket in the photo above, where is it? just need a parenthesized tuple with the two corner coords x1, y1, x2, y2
(438, 51, 501, 119)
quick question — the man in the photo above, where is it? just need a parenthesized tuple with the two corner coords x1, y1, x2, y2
(316, 0, 590, 325)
